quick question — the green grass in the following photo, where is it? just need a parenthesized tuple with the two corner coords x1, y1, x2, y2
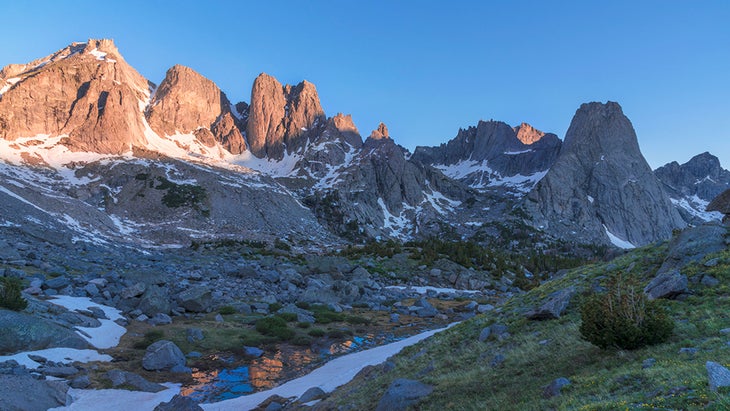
(322, 238, 730, 410)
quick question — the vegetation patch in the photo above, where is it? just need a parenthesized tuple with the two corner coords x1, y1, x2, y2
(0, 277, 28, 311)
(319, 240, 730, 410)
(153, 177, 209, 215)
(580, 274, 674, 350)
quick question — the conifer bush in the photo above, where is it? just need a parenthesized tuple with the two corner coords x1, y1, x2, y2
(579, 274, 673, 350)
(0, 277, 28, 311)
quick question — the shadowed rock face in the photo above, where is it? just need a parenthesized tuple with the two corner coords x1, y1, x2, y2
(146, 65, 246, 154)
(412, 120, 561, 179)
(0, 39, 152, 154)
(246, 73, 325, 159)
(656, 152, 730, 202)
(525, 101, 685, 246)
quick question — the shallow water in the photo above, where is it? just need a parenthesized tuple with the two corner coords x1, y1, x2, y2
(181, 332, 400, 403)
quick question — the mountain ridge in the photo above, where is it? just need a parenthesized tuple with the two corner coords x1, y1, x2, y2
(0, 39, 723, 249)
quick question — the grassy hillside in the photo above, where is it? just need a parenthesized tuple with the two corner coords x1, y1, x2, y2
(317, 230, 730, 410)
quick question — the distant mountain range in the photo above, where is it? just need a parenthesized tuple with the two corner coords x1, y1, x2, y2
(0, 39, 726, 249)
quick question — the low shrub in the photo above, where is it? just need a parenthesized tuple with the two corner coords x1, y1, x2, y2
(0, 277, 28, 311)
(255, 316, 295, 340)
(308, 328, 326, 337)
(218, 305, 236, 315)
(580, 274, 673, 350)
(276, 312, 298, 322)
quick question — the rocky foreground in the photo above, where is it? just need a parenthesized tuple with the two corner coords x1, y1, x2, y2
(0, 228, 524, 410)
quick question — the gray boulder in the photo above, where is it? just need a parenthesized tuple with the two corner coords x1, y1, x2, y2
(0, 374, 69, 410)
(656, 224, 727, 275)
(479, 324, 510, 342)
(375, 378, 433, 411)
(138, 285, 172, 316)
(411, 298, 439, 318)
(706, 361, 730, 392)
(149, 313, 173, 326)
(178, 286, 212, 312)
(644, 270, 688, 300)
(186, 328, 204, 343)
(154, 394, 203, 411)
(0, 310, 88, 354)
(70, 375, 91, 389)
(298, 386, 326, 403)
(44, 276, 71, 290)
(543, 377, 570, 398)
(106, 369, 166, 392)
(142, 340, 186, 372)
(526, 287, 575, 320)
(120, 282, 146, 299)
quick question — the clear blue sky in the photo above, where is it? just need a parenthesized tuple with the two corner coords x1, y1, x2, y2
(1, 0, 728, 168)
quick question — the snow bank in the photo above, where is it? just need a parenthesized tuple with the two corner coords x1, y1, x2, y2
(603, 225, 635, 249)
(0, 348, 112, 369)
(50, 295, 126, 349)
(50, 383, 180, 411)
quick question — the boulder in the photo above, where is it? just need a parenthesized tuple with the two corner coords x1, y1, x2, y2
(149, 313, 173, 326)
(44, 276, 71, 290)
(656, 224, 727, 275)
(298, 386, 326, 403)
(644, 270, 688, 300)
(177, 286, 212, 312)
(154, 394, 204, 411)
(120, 282, 147, 299)
(106, 369, 167, 392)
(0, 310, 88, 354)
(706, 361, 730, 392)
(138, 285, 172, 316)
(411, 298, 439, 318)
(479, 324, 510, 342)
(142, 340, 186, 372)
(0, 374, 69, 410)
(526, 287, 575, 320)
(186, 328, 204, 343)
(375, 378, 433, 411)
(543, 377, 570, 398)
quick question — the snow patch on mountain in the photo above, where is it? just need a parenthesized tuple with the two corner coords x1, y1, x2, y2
(603, 225, 635, 249)
(671, 196, 722, 222)
(434, 160, 484, 179)
(0, 77, 20, 96)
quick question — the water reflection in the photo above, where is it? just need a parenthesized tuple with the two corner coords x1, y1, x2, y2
(181, 332, 401, 403)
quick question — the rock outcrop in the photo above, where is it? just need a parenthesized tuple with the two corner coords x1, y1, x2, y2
(306, 125, 464, 239)
(146, 65, 246, 154)
(412, 120, 561, 191)
(246, 73, 325, 159)
(0, 39, 152, 154)
(0, 310, 89, 354)
(525, 101, 685, 246)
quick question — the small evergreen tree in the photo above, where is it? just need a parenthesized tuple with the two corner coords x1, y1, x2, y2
(0, 277, 28, 311)
(580, 274, 673, 350)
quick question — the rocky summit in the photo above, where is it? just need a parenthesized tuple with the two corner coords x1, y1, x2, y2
(525, 101, 686, 247)
(655, 152, 730, 224)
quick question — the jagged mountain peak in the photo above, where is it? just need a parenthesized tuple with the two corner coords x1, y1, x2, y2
(0, 38, 152, 154)
(654, 151, 730, 224)
(369, 122, 390, 140)
(514, 122, 546, 145)
(145, 63, 246, 155)
(526, 100, 685, 247)
(246, 72, 325, 159)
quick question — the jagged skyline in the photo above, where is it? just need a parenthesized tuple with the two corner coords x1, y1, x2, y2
(0, 1, 728, 168)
